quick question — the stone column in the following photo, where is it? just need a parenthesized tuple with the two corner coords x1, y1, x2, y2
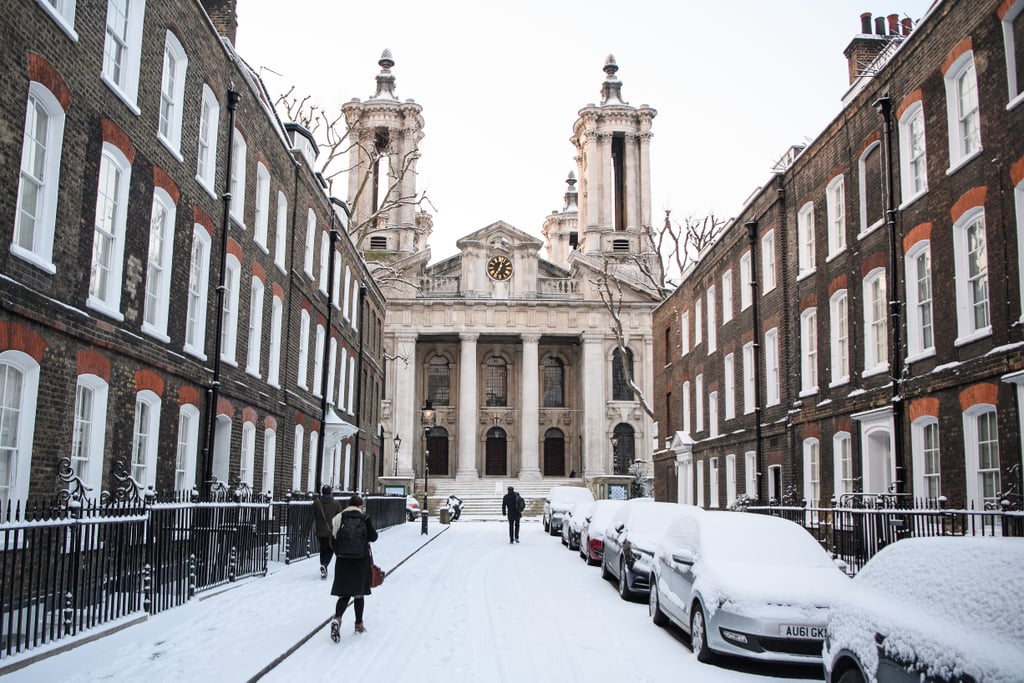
(639, 131, 653, 231)
(457, 332, 479, 480)
(519, 333, 542, 480)
(394, 332, 418, 476)
(581, 334, 605, 477)
(625, 133, 639, 230)
(600, 133, 614, 229)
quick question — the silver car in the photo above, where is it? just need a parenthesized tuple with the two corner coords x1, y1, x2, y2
(650, 509, 850, 665)
(601, 499, 682, 601)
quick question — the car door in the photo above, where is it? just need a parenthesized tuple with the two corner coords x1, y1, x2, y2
(662, 515, 700, 628)
(603, 509, 628, 577)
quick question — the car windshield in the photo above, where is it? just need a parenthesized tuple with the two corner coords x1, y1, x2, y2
(699, 513, 832, 567)
(628, 503, 683, 538)
(553, 488, 594, 505)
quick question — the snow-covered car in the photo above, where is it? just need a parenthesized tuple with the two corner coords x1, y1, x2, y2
(561, 500, 595, 550)
(601, 499, 685, 600)
(543, 486, 594, 536)
(823, 536, 1024, 683)
(579, 499, 626, 565)
(649, 509, 850, 666)
(405, 495, 421, 522)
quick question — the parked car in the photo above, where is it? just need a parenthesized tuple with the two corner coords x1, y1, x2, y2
(405, 496, 421, 522)
(649, 509, 850, 666)
(579, 499, 626, 565)
(823, 536, 1024, 683)
(601, 499, 684, 600)
(561, 500, 595, 550)
(543, 486, 595, 536)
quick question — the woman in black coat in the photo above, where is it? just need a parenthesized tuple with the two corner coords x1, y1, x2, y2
(329, 494, 378, 642)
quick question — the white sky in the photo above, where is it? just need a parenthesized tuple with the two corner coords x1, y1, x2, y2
(234, 1, 935, 261)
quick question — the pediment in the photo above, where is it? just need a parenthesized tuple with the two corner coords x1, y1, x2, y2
(455, 221, 544, 253)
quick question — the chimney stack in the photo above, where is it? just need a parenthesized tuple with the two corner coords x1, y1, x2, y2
(201, 0, 238, 45)
(860, 12, 873, 34)
(844, 10, 910, 85)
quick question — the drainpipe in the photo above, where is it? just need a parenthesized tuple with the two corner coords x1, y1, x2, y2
(202, 87, 240, 495)
(874, 95, 907, 494)
(745, 219, 765, 502)
(351, 284, 368, 490)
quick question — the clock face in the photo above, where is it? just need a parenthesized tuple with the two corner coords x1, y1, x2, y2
(487, 255, 513, 281)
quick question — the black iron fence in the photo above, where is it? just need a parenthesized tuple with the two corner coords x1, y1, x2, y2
(746, 496, 1024, 574)
(0, 492, 404, 664)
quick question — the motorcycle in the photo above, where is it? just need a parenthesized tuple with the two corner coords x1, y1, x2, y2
(446, 494, 463, 521)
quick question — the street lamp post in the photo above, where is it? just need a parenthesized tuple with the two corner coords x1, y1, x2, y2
(392, 434, 401, 477)
(611, 435, 619, 474)
(421, 401, 435, 535)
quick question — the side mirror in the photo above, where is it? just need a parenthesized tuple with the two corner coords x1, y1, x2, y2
(671, 549, 695, 566)
(614, 523, 625, 533)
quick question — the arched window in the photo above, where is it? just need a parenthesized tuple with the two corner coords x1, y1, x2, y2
(0, 351, 40, 509)
(612, 348, 633, 401)
(612, 423, 634, 475)
(542, 357, 564, 407)
(427, 356, 450, 406)
(484, 357, 507, 407)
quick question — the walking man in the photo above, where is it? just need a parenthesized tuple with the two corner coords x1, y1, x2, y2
(307, 485, 343, 579)
(501, 486, 524, 543)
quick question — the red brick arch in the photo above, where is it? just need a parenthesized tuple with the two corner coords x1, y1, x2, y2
(179, 385, 201, 407)
(76, 350, 111, 381)
(959, 384, 999, 411)
(0, 322, 47, 362)
(909, 397, 940, 422)
(27, 52, 71, 110)
(135, 369, 164, 396)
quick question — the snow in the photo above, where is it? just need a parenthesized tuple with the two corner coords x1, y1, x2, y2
(2, 519, 813, 682)
(824, 536, 1024, 683)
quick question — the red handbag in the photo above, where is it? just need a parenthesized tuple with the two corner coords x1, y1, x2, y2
(369, 549, 385, 588)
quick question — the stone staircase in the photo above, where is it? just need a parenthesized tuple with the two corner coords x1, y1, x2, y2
(414, 478, 590, 521)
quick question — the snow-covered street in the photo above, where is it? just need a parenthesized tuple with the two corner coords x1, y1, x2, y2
(3, 519, 822, 682)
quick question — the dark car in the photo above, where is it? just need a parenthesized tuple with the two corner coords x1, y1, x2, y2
(579, 499, 626, 565)
(601, 499, 684, 601)
(542, 486, 594, 536)
(823, 536, 1024, 683)
(561, 500, 595, 550)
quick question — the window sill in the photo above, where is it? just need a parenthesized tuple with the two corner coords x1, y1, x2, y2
(196, 175, 218, 200)
(158, 134, 184, 163)
(35, 1, 79, 41)
(799, 388, 819, 398)
(898, 189, 928, 211)
(905, 349, 935, 365)
(246, 368, 262, 380)
(797, 268, 816, 282)
(86, 297, 124, 322)
(825, 247, 846, 264)
(184, 345, 207, 362)
(220, 356, 238, 368)
(862, 365, 889, 379)
(275, 260, 287, 274)
(954, 327, 992, 347)
(857, 220, 884, 241)
(141, 324, 170, 344)
(829, 377, 850, 388)
(9, 245, 56, 274)
(946, 147, 983, 176)
(1007, 92, 1024, 112)
(100, 75, 140, 116)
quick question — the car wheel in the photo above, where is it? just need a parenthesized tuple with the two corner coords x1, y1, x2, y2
(690, 603, 715, 663)
(836, 667, 866, 683)
(618, 559, 633, 600)
(649, 583, 669, 627)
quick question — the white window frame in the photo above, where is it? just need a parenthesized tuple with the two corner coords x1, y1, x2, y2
(142, 187, 176, 342)
(292, 425, 304, 492)
(313, 323, 325, 398)
(797, 201, 816, 277)
(328, 336, 338, 407)
(267, 295, 283, 387)
(246, 276, 264, 377)
(953, 207, 991, 344)
(803, 438, 820, 506)
(721, 269, 733, 323)
(297, 309, 310, 389)
(1002, 1, 1024, 109)
(826, 177, 846, 258)
(768, 464, 782, 503)
(944, 51, 982, 173)
(743, 341, 755, 414)
(319, 232, 329, 293)
(304, 209, 316, 277)
(220, 255, 241, 365)
(696, 459, 705, 508)
(253, 163, 270, 250)
(1018, 181, 1024, 323)
(761, 230, 776, 293)
(157, 31, 187, 158)
(339, 348, 348, 408)
(347, 359, 356, 414)
(800, 307, 818, 396)
(274, 191, 288, 272)
(963, 405, 1000, 510)
(723, 352, 735, 420)
(175, 404, 199, 493)
(765, 328, 779, 406)
(858, 142, 884, 237)
(229, 129, 247, 226)
(898, 102, 928, 205)
(343, 266, 352, 320)
(12, 82, 66, 273)
(35, 0, 78, 40)
(744, 451, 756, 499)
(332, 252, 342, 310)
(709, 457, 720, 508)
(184, 225, 210, 359)
(101, 0, 145, 113)
(708, 390, 718, 438)
(863, 269, 888, 376)
(682, 380, 691, 434)
(307, 431, 318, 491)
(830, 290, 850, 386)
(911, 417, 942, 503)
(240, 422, 255, 487)
(694, 297, 703, 347)
(262, 428, 276, 496)
(681, 311, 690, 355)
(0, 352, 40, 510)
(706, 285, 716, 353)
(833, 432, 854, 499)
(88, 143, 131, 320)
(695, 374, 704, 433)
(725, 454, 737, 507)
(70, 374, 108, 496)
(130, 389, 161, 490)
(740, 251, 752, 310)
(195, 85, 219, 196)
(905, 241, 935, 361)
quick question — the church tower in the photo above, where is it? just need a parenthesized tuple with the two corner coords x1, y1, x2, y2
(342, 50, 428, 256)
(571, 57, 659, 272)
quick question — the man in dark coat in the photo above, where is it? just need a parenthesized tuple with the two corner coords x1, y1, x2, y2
(306, 485, 343, 579)
(329, 494, 378, 643)
(501, 486, 523, 544)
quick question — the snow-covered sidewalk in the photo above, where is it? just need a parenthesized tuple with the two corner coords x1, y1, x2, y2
(0, 520, 448, 682)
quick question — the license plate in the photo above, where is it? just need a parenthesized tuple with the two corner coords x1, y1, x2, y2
(780, 624, 826, 639)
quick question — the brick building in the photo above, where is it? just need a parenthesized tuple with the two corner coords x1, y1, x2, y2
(0, 0, 385, 509)
(653, 0, 1024, 511)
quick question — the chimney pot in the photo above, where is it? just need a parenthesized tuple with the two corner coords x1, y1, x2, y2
(875, 16, 886, 35)
(888, 14, 899, 35)
(901, 17, 912, 35)
(861, 12, 873, 34)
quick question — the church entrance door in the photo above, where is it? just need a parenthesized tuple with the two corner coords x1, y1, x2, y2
(485, 427, 507, 476)
(543, 428, 565, 476)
